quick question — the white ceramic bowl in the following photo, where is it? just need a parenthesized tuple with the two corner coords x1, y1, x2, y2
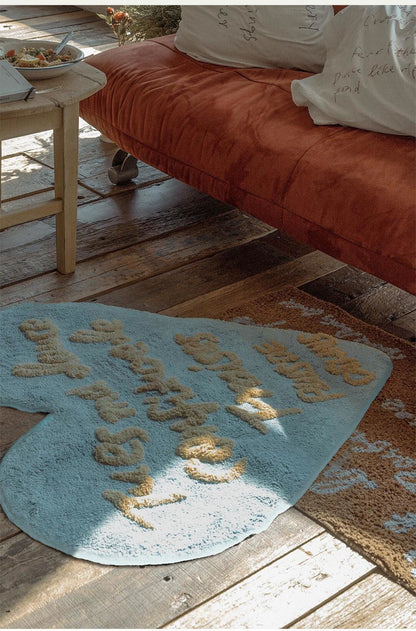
(0, 38, 84, 80)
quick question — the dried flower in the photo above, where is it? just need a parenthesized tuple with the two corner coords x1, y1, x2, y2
(113, 10, 128, 22)
(98, 5, 181, 46)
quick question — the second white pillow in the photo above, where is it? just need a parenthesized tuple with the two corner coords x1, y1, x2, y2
(174, 5, 334, 73)
(291, 5, 416, 136)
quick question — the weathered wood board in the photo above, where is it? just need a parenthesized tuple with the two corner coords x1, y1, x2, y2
(1, 510, 323, 629)
(167, 533, 375, 629)
(292, 572, 416, 629)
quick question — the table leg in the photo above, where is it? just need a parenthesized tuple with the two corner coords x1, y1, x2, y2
(54, 103, 79, 274)
(0, 139, 2, 211)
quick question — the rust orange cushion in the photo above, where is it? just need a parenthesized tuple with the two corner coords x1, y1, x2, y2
(80, 36, 416, 294)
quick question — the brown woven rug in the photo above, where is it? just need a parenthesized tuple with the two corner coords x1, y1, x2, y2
(219, 286, 416, 594)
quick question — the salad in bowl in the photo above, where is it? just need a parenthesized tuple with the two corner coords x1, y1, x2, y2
(0, 38, 84, 80)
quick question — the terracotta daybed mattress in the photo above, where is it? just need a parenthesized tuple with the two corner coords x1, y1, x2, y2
(80, 35, 416, 294)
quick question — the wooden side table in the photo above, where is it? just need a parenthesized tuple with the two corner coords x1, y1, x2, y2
(0, 62, 106, 273)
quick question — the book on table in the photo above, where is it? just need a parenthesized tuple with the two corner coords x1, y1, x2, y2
(0, 60, 35, 103)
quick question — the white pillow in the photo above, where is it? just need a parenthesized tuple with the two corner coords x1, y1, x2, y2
(291, 5, 416, 136)
(174, 5, 334, 73)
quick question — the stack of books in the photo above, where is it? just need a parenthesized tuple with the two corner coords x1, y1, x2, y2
(0, 60, 35, 103)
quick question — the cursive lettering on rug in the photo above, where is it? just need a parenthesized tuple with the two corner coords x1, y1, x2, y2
(67, 380, 137, 424)
(297, 332, 376, 385)
(70, 320, 246, 487)
(94, 426, 155, 498)
(12, 319, 90, 379)
(94, 425, 149, 466)
(101, 491, 186, 530)
(175, 332, 301, 434)
(92, 421, 185, 528)
(254, 339, 345, 403)
(111, 340, 247, 484)
(350, 430, 416, 493)
(278, 298, 406, 360)
(69, 320, 189, 527)
(70, 319, 131, 346)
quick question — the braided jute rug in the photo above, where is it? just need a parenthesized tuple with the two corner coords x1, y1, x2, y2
(219, 285, 416, 594)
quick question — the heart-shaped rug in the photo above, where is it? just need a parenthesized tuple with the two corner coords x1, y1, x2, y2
(0, 302, 391, 564)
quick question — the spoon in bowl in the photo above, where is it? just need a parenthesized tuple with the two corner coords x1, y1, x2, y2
(49, 31, 73, 61)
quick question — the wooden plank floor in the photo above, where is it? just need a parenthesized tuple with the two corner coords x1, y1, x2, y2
(1, 6, 415, 629)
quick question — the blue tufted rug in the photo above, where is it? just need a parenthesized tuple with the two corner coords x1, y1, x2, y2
(0, 301, 392, 565)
